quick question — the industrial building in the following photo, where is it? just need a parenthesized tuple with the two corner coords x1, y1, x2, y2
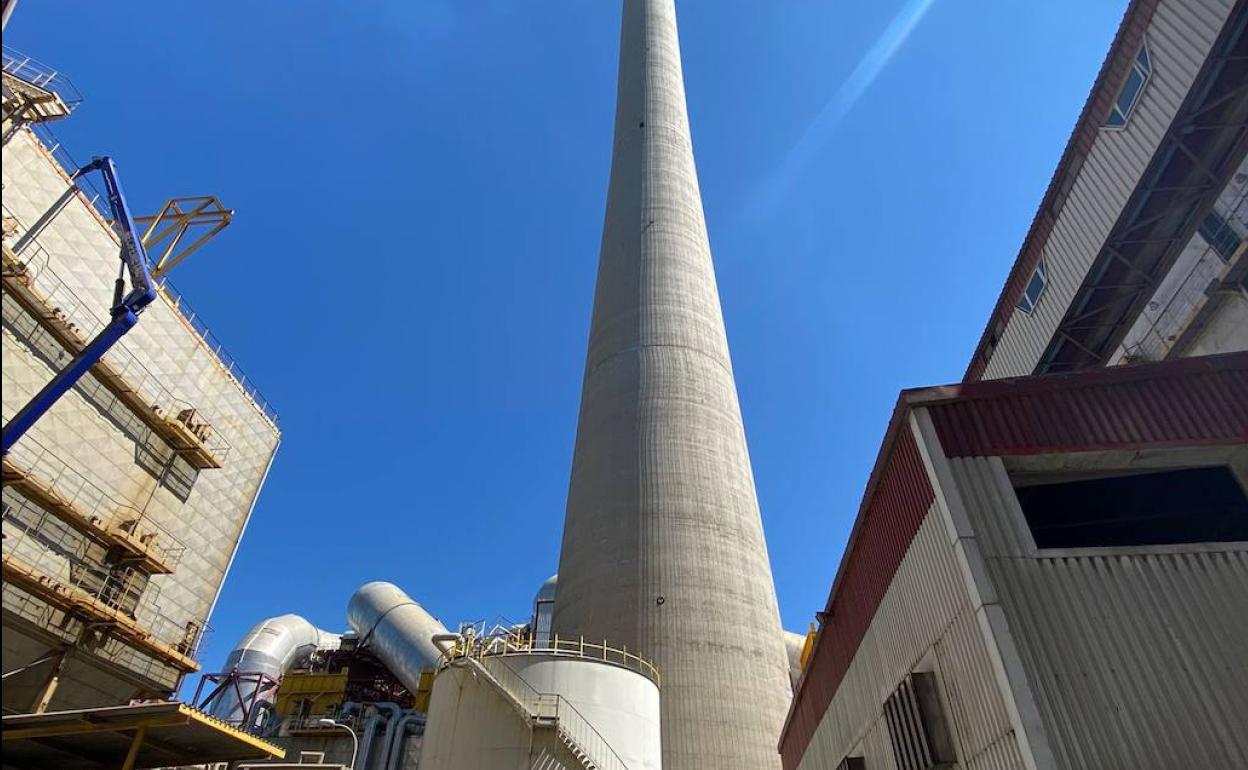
(2, 18, 283, 765)
(4, 0, 1242, 767)
(781, 0, 1248, 768)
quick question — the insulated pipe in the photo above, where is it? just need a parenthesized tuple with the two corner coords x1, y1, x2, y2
(532, 574, 557, 644)
(383, 712, 426, 770)
(783, 630, 807, 690)
(357, 703, 398, 770)
(347, 582, 448, 694)
(366, 702, 402, 770)
(209, 614, 339, 724)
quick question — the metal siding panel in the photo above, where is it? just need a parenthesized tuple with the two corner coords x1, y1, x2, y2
(783, 429, 934, 768)
(981, 0, 1234, 380)
(952, 456, 1248, 769)
(792, 510, 1025, 770)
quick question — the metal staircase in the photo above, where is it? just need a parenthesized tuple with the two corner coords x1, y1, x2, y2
(446, 653, 627, 770)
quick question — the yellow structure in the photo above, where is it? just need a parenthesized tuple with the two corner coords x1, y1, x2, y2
(274, 671, 349, 718)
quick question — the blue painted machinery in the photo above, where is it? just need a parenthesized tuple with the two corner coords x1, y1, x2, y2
(2, 157, 156, 454)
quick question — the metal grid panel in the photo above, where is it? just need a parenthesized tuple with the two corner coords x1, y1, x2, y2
(2, 128, 279, 705)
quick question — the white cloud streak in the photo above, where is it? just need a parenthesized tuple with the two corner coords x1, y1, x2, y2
(752, 0, 938, 219)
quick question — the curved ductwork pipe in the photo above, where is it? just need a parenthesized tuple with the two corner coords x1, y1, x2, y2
(209, 614, 340, 724)
(347, 582, 449, 694)
(532, 574, 557, 644)
(783, 630, 808, 690)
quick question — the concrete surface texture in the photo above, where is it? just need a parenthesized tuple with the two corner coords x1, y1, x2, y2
(551, 1, 792, 767)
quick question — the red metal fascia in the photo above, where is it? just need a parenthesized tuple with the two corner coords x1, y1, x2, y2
(779, 426, 934, 769)
(931, 354, 1248, 456)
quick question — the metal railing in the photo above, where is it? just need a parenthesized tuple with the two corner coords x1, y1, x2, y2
(5, 436, 187, 570)
(451, 629, 661, 687)
(0, 508, 208, 662)
(1, 46, 82, 107)
(1120, 189, 1247, 362)
(452, 653, 631, 770)
(5, 133, 281, 428)
(4, 219, 234, 461)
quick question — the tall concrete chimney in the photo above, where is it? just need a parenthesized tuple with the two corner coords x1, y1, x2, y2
(552, 2, 792, 767)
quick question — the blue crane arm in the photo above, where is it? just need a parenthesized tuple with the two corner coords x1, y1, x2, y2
(2, 157, 156, 454)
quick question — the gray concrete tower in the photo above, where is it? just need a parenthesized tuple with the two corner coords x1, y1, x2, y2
(552, 2, 792, 767)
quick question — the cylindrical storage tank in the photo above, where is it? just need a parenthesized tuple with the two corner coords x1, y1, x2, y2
(421, 652, 661, 770)
(346, 581, 448, 693)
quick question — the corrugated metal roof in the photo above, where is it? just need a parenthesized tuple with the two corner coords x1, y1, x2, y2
(930, 352, 1247, 455)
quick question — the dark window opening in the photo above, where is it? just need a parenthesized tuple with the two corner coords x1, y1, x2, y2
(1106, 44, 1152, 128)
(1017, 260, 1048, 315)
(1198, 209, 1243, 262)
(837, 758, 866, 770)
(1015, 466, 1248, 549)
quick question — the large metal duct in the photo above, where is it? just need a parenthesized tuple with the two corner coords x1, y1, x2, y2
(347, 581, 448, 693)
(551, 1, 792, 767)
(209, 614, 340, 723)
(531, 574, 557, 644)
(783, 630, 807, 690)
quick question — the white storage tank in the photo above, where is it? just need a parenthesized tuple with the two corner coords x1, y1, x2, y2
(421, 642, 661, 770)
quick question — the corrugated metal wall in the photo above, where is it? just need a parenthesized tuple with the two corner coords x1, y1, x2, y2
(793, 504, 1026, 770)
(983, 0, 1234, 380)
(782, 429, 934, 766)
(950, 455, 1248, 769)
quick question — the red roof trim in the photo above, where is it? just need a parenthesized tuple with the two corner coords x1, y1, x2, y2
(779, 426, 934, 770)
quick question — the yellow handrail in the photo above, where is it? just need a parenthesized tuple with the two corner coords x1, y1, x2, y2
(444, 632, 661, 687)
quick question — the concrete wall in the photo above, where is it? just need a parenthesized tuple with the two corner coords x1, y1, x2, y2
(551, 2, 792, 767)
(1114, 155, 1247, 362)
(1183, 289, 1248, 355)
(1, 127, 280, 706)
(984, 0, 1235, 379)
(949, 447, 1248, 769)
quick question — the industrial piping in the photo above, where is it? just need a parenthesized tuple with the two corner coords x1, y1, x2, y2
(346, 581, 448, 695)
(209, 614, 340, 724)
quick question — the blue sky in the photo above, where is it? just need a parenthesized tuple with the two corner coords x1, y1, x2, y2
(6, 1, 1123, 683)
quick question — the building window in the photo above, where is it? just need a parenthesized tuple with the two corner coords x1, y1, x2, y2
(1015, 466, 1248, 550)
(1198, 209, 1243, 262)
(1016, 260, 1047, 315)
(837, 758, 866, 770)
(1106, 44, 1152, 128)
(884, 673, 956, 770)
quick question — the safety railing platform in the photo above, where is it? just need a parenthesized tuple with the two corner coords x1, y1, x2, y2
(447, 630, 661, 687)
(1, 553, 199, 672)
(2, 242, 229, 468)
(1, 439, 185, 574)
(2, 47, 80, 128)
